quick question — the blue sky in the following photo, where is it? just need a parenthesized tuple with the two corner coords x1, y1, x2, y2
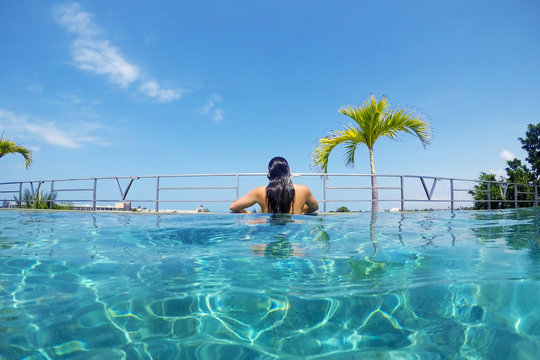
(1, 1, 540, 209)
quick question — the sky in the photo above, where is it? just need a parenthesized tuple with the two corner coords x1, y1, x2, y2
(1, 1, 540, 210)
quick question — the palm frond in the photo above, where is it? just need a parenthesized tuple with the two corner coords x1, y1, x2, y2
(13, 144, 33, 168)
(313, 95, 431, 174)
(378, 107, 432, 147)
(344, 140, 359, 167)
(0, 138, 33, 168)
(339, 95, 391, 149)
(312, 130, 349, 173)
(312, 133, 344, 173)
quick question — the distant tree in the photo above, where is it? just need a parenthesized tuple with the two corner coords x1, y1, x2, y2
(506, 158, 533, 183)
(469, 173, 506, 209)
(505, 158, 535, 207)
(336, 206, 350, 212)
(311, 95, 431, 213)
(470, 123, 540, 209)
(470, 161, 537, 209)
(519, 123, 540, 181)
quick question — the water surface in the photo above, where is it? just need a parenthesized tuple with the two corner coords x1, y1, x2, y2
(1, 209, 539, 359)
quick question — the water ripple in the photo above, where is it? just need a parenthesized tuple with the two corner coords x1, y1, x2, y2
(1, 209, 540, 358)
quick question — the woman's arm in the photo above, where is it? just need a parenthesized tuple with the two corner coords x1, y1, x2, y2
(295, 185, 319, 214)
(229, 187, 264, 213)
(304, 188, 319, 213)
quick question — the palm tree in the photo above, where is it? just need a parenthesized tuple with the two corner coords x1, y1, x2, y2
(0, 133, 32, 168)
(312, 95, 431, 212)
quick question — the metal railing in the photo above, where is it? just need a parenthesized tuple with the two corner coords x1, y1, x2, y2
(0, 173, 538, 212)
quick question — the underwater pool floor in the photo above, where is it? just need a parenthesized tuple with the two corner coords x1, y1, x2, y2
(1, 209, 540, 359)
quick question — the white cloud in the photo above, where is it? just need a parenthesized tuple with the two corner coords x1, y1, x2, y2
(54, 2, 183, 100)
(54, 3, 137, 87)
(72, 39, 139, 87)
(500, 150, 516, 161)
(139, 81, 185, 102)
(54, 3, 99, 38)
(212, 108, 225, 122)
(0, 108, 108, 149)
(198, 94, 225, 122)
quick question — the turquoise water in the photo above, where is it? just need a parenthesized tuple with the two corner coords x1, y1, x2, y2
(1, 209, 539, 359)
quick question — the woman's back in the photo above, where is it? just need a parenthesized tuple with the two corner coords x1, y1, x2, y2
(229, 157, 319, 214)
(263, 184, 317, 214)
(232, 184, 318, 214)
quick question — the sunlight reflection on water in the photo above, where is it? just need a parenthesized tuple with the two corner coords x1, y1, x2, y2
(1, 209, 539, 359)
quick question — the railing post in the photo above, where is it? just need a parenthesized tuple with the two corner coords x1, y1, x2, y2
(500, 182, 508, 208)
(18, 182, 22, 208)
(536, 185, 538, 207)
(450, 179, 454, 212)
(236, 174, 239, 200)
(400, 176, 404, 211)
(92, 178, 97, 211)
(323, 175, 327, 213)
(155, 176, 160, 213)
(50, 181, 55, 209)
(487, 182, 491, 210)
(514, 183, 518, 209)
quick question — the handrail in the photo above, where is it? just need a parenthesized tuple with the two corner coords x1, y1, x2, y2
(0, 173, 538, 212)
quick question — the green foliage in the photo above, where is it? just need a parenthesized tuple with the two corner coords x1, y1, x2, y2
(470, 166, 537, 209)
(0, 133, 32, 168)
(53, 202, 73, 210)
(470, 124, 540, 209)
(311, 95, 431, 212)
(13, 189, 72, 210)
(336, 206, 350, 212)
(311, 95, 431, 174)
(506, 158, 532, 183)
(519, 123, 540, 181)
(469, 173, 506, 210)
(505, 159, 536, 207)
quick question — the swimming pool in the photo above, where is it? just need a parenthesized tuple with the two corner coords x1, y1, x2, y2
(1, 209, 539, 359)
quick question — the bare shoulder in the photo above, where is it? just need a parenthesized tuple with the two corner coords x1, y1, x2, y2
(251, 186, 266, 198)
(293, 184, 311, 194)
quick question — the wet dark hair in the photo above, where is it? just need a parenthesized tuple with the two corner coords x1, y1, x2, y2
(266, 157, 295, 213)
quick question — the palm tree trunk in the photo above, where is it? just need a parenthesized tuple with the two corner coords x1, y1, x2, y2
(369, 212, 378, 258)
(369, 148, 378, 213)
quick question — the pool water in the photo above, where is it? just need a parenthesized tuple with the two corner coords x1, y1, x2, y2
(1, 209, 539, 359)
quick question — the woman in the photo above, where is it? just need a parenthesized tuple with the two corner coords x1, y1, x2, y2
(229, 157, 319, 214)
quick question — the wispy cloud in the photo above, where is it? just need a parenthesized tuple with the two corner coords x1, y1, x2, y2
(212, 108, 225, 122)
(54, 2, 98, 38)
(54, 3, 184, 101)
(500, 150, 516, 161)
(0, 108, 109, 149)
(72, 39, 139, 87)
(198, 94, 225, 122)
(139, 81, 184, 103)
